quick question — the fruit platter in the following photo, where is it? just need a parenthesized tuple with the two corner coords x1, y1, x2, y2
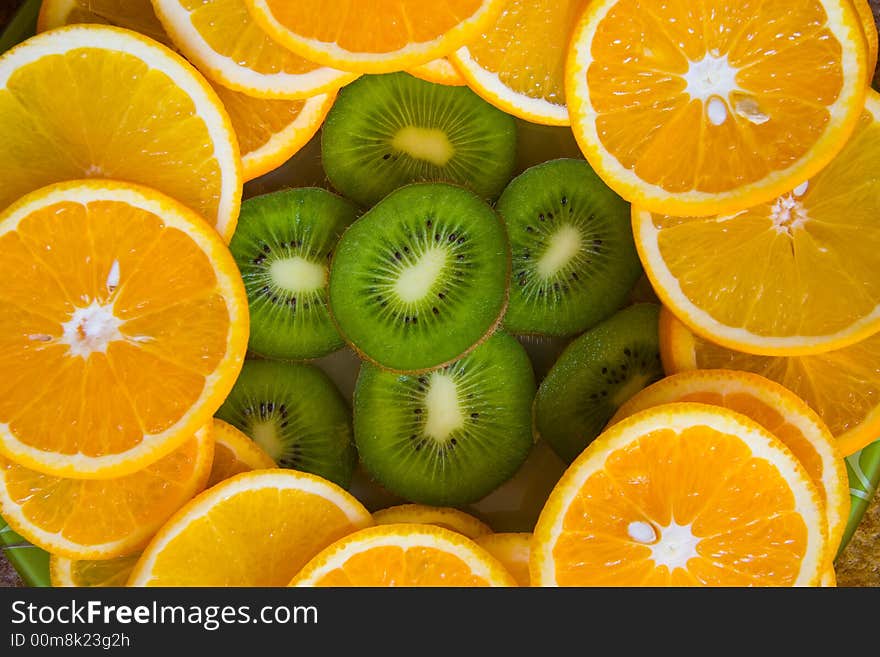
(1, 0, 879, 588)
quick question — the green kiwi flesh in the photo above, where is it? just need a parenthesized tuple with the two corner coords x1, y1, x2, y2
(321, 72, 517, 208)
(496, 158, 642, 337)
(215, 358, 357, 488)
(328, 182, 510, 373)
(353, 331, 536, 507)
(229, 188, 359, 361)
(534, 303, 663, 464)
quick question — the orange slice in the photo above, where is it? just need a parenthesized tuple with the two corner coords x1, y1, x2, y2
(407, 57, 467, 86)
(634, 90, 880, 356)
(659, 306, 880, 457)
(151, 0, 358, 99)
(127, 469, 373, 586)
(566, 0, 868, 217)
(207, 418, 276, 488)
(0, 24, 242, 241)
(37, 0, 172, 45)
(210, 83, 335, 182)
(50, 553, 140, 587)
(450, 0, 585, 126)
(36, 2, 333, 183)
(244, 0, 506, 74)
(0, 180, 249, 478)
(531, 403, 828, 586)
(853, 0, 879, 83)
(474, 532, 531, 586)
(372, 504, 493, 539)
(0, 424, 213, 559)
(288, 524, 517, 587)
(608, 369, 850, 556)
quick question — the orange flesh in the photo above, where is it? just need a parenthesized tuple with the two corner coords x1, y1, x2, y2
(586, 0, 848, 194)
(0, 199, 229, 458)
(554, 425, 809, 586)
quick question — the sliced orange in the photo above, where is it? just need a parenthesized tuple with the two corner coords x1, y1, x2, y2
(531, 403, 828, 586)
(407, 57, 467, 86)
(0, 180, 249, 478)
(207, 418, 276, 488)
(50, 554, 140, 587)
(210, 83, 335, 181)
(37, 0, 172, 45)
(0, 24, 242, 240)
(36, 2, 333, 184)
(127, 469, 373, 586)
(659, 306, 880, 457)
(244, 0, 507, 74)
(634, 90, 880, 356)
(0, 424, 213, 560)
(853, 0, 879, 83)
(474, 532, 531, 586)
(566, 0, 868, 217)
(372, 504, 493, 539)
(150, 0, 358, 99)
(609, 370, 850, 556)
(450, 0, 585, 126)
(289, 524, 517, 587)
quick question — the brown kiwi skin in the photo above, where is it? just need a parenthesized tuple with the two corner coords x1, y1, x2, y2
(327, 182, 512, 376)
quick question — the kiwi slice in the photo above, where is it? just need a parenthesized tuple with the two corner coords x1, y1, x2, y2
(353, 331, 536, 507)
(321, 72, 517, 208)
(329, 182, 510, 373)
(496, 158, 643, 337)
(229, 188, 359, 360)
(534, 303, 663, 464)
(215, 358, 357, 488)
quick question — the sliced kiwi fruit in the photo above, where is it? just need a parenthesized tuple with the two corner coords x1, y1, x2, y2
(329, 182, 510, 373)
(215, 358, 357, 488)
(534, 303, 664, 464)
(229, 188, 359, 361)
(496, 158, 643, 337)
(321, 71, 517, 208)
(353, 331, 536, 507)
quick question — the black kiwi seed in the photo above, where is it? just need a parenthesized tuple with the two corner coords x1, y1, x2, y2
(321, 71, 517, 208)
(228, 188, 359, 361)
(533, 303, 664, 464)
(353, 331, 535, 506)
(495, 158, 643, 337)
(328, 182, 510, 373)
(215, 358, 358, 489)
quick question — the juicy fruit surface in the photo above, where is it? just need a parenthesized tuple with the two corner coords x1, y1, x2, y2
(566, 0, 868, 217)
(207, 418, 276, 488)
(38, 0, 171, 45)
(289, 523, 517, 586)
(321, 72, 517, 208)
(151, 0, 357, 98)
(230, 188, 358, 361)
(0, 24, 242, 241)
(659, 307, 880, 457)
(354, 331, 535, 506)
(497, 158, 642, 337)
(215, 359, 358, 489)
(634, 92, 880, 356)
(609, 369, 851, 557)
(0, 424, 213, 559)
(0, 180, 248, 478)
(244, 0, 506, 74)
(475, 532, 532, 586)
(451, 0, 585, 125)
(372, 504, 493, 539)
(50, 553, 140, 587)
(329, 183, 510, 373)
(531, 404, 828, 586)
(534, 303, 664, 463)
(127, 470, 373, 586)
